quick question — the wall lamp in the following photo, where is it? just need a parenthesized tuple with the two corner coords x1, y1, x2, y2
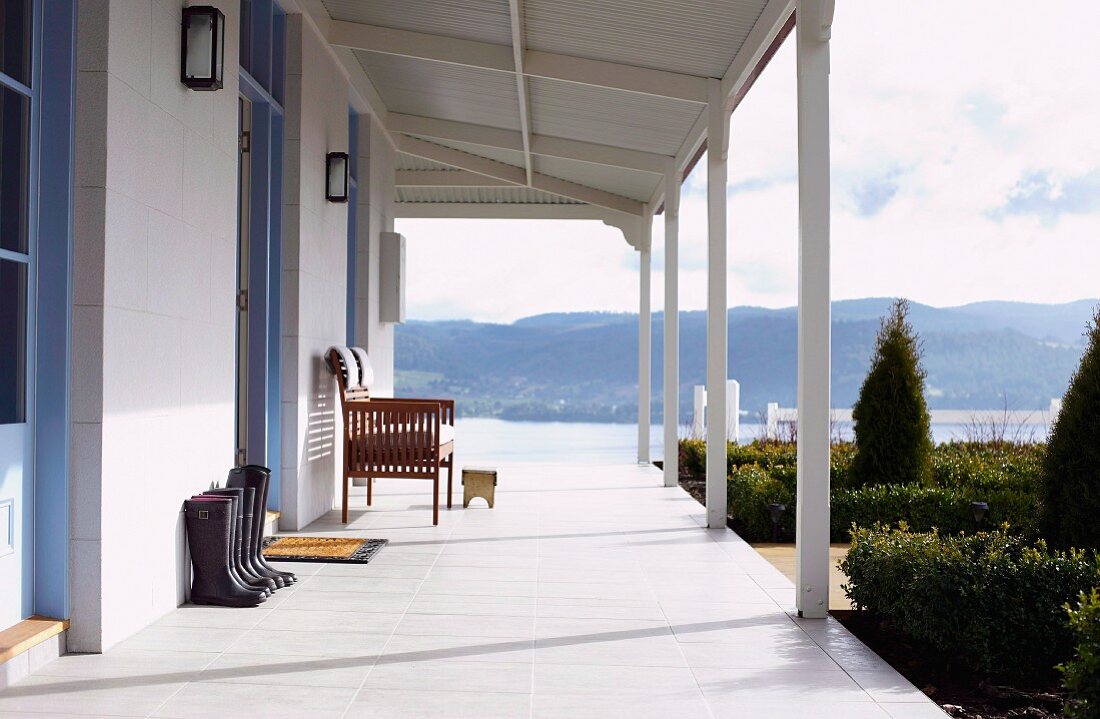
(326, 152, 350, 203)
(181, 6, 225, 91)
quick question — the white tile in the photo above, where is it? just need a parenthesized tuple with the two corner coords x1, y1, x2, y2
(345, 688, 531, 719)
(153, 680, 355, 718)
(362, 660, 533, 694)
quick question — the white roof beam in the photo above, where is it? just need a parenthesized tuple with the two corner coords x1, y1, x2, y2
(388, 113, 671, 175)
(328, 20, 708, 104)
(508, 0, 534, 186)
(396, 136, 644, 216)
(395, 203, 615, 221)
(720, 0, 797, 108)
(396, 136, 528, 185)
(396, 170, 513, 187)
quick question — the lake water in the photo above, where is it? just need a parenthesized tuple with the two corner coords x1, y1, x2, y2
(456, 418, 1050, 465)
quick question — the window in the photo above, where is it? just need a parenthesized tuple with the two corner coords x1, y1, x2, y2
(0, 259, 26, 424)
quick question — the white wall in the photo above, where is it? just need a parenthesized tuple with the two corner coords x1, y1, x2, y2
(70, 0, 241, 652)
(279, 16, 350, 530)
(354, 114, 396, 398)
(67, 2, 400, 649)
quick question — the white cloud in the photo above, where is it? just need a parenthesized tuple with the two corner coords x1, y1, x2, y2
(398, 1, 1100, 323)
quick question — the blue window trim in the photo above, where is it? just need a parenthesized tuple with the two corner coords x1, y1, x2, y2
(31, 0, 76, 620)
(239, 0, 286, 511)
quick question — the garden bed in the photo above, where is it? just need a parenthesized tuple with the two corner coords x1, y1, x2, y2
(835, 610, 1067, 719)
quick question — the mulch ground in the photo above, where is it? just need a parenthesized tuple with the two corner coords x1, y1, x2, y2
(674, 472, 1069, 719)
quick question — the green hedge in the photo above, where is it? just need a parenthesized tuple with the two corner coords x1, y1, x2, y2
(1062, 588, 1100, 719)
(840, 526, 1100, 679)
(682, 439, 1044, 542)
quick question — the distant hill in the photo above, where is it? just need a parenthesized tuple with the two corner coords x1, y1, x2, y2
(395, 299, 1096, 423)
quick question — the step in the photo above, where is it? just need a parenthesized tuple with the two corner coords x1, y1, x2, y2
(265, 509, 281, 536)
(0, 617, 68, 690)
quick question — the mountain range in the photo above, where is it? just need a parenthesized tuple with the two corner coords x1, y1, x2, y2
(394, 298, 1097, 423)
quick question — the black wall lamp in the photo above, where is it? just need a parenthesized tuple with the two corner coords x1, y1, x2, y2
(326, 152, 350, 202)
(181, 6, 225, 90)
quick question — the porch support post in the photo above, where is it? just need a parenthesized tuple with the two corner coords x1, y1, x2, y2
(705, 78, 730, 529)
(637, 211, 653, 464)
(795, 0, 834, 618)
(662, 166, 681, 487)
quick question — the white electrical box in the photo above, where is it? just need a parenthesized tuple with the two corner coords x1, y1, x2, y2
(379, 231, 406, 324)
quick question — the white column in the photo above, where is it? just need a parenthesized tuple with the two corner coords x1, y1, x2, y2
(663, 167, 681, 486)
(705, 78, 730, 529)
(795, 0, 834, 618)
(637, 213, 653, 464)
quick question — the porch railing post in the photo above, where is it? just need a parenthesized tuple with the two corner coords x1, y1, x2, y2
(705, 78, 730, 529)
(663, 165, 680, 486)
(637, 211, 653, 464)
(795, 0, 834, 618)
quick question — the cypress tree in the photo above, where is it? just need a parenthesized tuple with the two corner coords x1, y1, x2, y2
(1042, 306, 1100, 550)
(850, 299, 933, 488)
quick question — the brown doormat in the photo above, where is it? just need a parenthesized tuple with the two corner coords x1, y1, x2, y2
(261, 536, 387, 564)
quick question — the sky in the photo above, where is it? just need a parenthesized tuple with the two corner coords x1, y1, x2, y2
(396, 1, 1100, 324)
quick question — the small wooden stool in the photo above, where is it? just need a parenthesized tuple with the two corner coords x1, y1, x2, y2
(462, 467, 497, 508)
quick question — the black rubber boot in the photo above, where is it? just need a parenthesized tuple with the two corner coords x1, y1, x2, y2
(235, 486, 285, 589)
(184, 498, 267, 608)
(202, 489, 276, 595)
(227, 465, 297, 586)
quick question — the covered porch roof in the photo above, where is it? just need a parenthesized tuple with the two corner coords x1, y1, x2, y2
(300, 0, 799, 237)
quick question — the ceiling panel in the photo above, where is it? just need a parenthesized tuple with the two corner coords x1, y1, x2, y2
(322, 0, 513, 45)
(355, 51, 521, 131)
(397, 186, 582, 204)
(533, 156, 660, 202)
(527, 77, 704, 155)
(524, 0, 769, 78)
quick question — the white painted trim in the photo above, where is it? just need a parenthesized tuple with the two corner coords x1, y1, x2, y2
(327, 20, 709, 104)
(794, 0, 832, 620)
(507, 0, 534, 186)
(720, 0, 797, 107)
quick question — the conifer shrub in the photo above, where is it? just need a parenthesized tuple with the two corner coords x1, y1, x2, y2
(1042, 306, 1100, 550)
(850, 299, 934, 488)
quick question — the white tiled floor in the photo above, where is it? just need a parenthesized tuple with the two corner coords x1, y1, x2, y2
(0, 462, 947, 718)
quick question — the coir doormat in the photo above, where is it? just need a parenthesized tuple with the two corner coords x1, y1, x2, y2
(261, 536, 388, 564)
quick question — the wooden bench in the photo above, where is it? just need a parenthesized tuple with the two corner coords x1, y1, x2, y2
(328, 347, 455, 526)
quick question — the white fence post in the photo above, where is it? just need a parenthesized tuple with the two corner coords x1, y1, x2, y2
(726, 380, 740, 444)
(766, 402, 779, 440)
(693, 385, 706, 438)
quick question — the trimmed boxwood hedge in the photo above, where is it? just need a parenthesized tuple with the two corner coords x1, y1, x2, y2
(840, 526, 1100, 679)
(694, 440, 1043, 542)
(1062, 588, 1100, 719)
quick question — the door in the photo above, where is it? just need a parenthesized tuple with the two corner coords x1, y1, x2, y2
(235, 96, 252, 466)
(0, 0, 37, 628)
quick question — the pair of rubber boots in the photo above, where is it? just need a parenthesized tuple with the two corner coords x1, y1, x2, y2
(183, 465, 298, 608)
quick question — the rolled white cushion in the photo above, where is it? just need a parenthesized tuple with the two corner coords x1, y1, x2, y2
(351, 346, 374, 389)
(327, 345, 360, 388)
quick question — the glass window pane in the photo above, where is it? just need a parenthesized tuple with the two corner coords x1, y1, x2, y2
(0, 259, 27, 424)
(0, 83, 29, 253)
(0, 0, 31, 87)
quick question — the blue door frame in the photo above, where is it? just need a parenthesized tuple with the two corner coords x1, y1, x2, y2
(0, 0, 76, 624)
(239, 0, 286, 510)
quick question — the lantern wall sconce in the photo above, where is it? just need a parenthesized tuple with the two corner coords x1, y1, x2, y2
(181, 6, 226, 90)
(326, 152, 350, 202)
